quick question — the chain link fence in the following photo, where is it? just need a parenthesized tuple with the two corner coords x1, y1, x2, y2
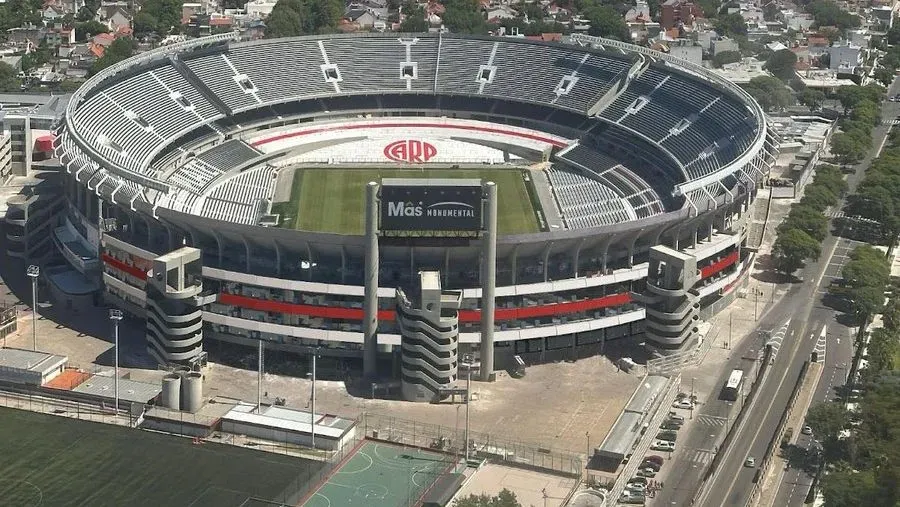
(360, 412, 583, 478)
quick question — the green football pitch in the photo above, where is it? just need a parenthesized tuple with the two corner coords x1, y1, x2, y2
(273, 168, 542, 235)
(0, 407, 323, 507)
(301, 441, 457, 507)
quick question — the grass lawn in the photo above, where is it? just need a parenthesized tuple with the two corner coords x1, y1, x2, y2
(276, 168, 541, 235)
(0, 407, 323, 507)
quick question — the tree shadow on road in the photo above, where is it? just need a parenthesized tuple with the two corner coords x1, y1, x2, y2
(751, 253, 800, 284)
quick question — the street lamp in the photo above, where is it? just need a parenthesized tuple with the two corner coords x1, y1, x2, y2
(26, 265, 39, 351)
(690, 377, 696, 420)
(109, 309, 123, 415)
(586, 431, 591, 475)
(461, 353, 474, 463)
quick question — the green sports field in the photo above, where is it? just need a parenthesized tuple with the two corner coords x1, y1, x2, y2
(0, 407, 323, 507)
(273, 168, 542, 235)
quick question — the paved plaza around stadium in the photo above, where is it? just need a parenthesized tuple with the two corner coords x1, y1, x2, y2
(274, 167, 541, 235)
(301, 441, 456, 507)
(0, 406, 323, 507)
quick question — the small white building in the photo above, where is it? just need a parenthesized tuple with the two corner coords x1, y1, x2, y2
(245, 0, 277, 19)
(222, 404, 358, 451)
(0, 348, 68, 386)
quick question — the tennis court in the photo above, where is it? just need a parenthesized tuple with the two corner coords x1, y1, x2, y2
(301, 441, 459, 507)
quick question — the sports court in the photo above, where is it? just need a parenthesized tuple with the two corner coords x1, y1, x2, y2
(301, 441, 460, 507)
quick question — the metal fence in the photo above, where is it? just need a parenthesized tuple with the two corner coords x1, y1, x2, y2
(360, 412, 584, 478)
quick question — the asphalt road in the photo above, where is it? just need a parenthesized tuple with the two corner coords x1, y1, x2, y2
(769, 78, 900, 507)
(696, 79, 900, 507)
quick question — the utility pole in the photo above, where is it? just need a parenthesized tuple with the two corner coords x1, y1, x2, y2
(109, 309, 123, 415)
(690, 377, 695, 420)
(26, 265, 39, 351)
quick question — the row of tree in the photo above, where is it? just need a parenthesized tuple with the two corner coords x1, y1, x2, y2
(829, 85, 884, 165)
(838, 244, 891, 322)
(810, 291, 900, 506)
(772, 164, 846, 274)
(845, 127, 900, 243)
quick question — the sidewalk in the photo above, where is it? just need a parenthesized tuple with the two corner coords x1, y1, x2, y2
(754, 362, 823, 507)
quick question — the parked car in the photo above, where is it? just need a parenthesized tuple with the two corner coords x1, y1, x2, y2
(637, 467, 658, 478)
(640, 460, 662, 472)
(644, 455, 665, 466)
(661, 421, 682, 430)
(657, 430, 678, 442)
(673, 400, 694, 410)
(745, 456, 756, 468)
(651, 440, 675, 451)
(668, 412, 685, 423)
(619, 490, 646, 504)
(629, 477, 648, 486)
(626, 482, 647, 493)
(802, 425, 813, 435)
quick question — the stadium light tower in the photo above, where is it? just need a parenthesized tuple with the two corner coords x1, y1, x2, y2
(306, 347, 319, 450)
(26, 265, 39, 351)
(109, 309, 123, 415)
(461, 353, 475, 462)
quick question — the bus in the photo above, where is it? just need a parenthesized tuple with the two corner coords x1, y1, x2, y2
(723, 369, 744, 401)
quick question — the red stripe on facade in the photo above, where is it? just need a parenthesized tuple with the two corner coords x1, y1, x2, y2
(700, 251, 739, 279)
(102, 253, 148, 280)
(251, 122, 569, 148)
(218, 291, 633, 322)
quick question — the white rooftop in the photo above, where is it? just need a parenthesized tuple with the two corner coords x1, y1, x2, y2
(223, 403, 356, 439)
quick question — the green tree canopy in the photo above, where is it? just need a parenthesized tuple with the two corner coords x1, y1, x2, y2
(714, 12, 747, 37)
(585, 5, 630, 41)
(442, 0, 489, 34)
(806, 401, 849, 443)
(806, 0, 861, 30)
(799, 89, 825, 110)
(399, 5, 429, 32)
(264, 0, 344, 38)
(742, 76, 793, 111)
(140, 0, 184, 35)
(712, 50, 742, 68)
(830, 130, 869, 165)
(90, 37, 135, 75)
(454, 489, 521, 507)
(773, 227, 821, 274)
(0, 62, 19, 92)
(765, 49, 798, 80)
(779, 204, 829, 241)
(75, 20, 109, 41)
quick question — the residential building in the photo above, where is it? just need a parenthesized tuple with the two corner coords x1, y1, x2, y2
(829, 42, 863, 72)
(659, 0, 702, 30)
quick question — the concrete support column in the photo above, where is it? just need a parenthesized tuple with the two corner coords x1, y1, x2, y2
(339, 246, 347, 283)
(363, 182, 379, 379)
(444, 249, 450, 286)
(573, 240, 583, 278)
(542, 242, 553, 283)
(510, 246, 518, 285)
(480, 182, 497, 382)
(273, 240, 282, 277)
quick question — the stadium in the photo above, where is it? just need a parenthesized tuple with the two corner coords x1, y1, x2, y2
(51, 31, 775, 388)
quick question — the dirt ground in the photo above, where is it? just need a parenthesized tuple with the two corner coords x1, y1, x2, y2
(5, 315, 638, 455)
